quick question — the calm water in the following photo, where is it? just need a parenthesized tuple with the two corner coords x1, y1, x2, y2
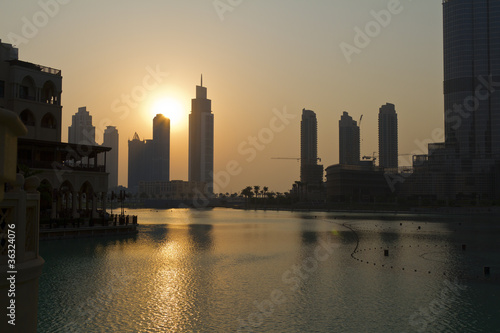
(37, 208, 500, 332)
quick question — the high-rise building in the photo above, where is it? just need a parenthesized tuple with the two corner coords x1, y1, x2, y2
(339, 111, 360, 166)
(378, 103, 398, 169)
(400, 1, 500, 200)
(103, 126, 119, 189)
(128, 115, 170, 193)
(68, 106, 96, 145)
(443, 0, 500, 163)
(153, 114, 170, 182)
(189, 76, 214, 194)
(300, 109, 323, 184)
(128, 132, 147, 193)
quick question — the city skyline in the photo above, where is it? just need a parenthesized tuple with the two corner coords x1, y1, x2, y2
(0, 1, 445, 192)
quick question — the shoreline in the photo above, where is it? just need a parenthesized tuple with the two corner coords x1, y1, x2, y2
(40, 224, 138, 241)
(120, 204, 500, 218)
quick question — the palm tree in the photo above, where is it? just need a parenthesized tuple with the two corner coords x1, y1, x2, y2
(241, 186, 253, 208)
(253, 186, 260, 199)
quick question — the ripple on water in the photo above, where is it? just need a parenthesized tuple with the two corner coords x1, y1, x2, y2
(37, 209, 500, 332)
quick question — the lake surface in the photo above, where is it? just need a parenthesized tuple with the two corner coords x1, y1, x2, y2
(37, 208, 500, 332)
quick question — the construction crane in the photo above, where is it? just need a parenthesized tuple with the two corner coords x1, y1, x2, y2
(359, 115, 364, 145)
(272, 157, 322, 162)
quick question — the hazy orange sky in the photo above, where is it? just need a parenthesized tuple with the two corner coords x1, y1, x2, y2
(1, 0, 444, 193)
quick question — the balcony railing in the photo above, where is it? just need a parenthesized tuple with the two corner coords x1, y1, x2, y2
(39, 65, 61, 76)
(18, 159, 107, 173)
(9, 60, 61, 76)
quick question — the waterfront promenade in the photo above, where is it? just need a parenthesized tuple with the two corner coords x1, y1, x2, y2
(39, 214, 138, 240)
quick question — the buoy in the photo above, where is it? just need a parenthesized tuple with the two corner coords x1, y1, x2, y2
(484, 267, 491, 275)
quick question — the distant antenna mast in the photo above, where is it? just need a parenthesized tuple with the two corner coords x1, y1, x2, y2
(201, 74, 203, 87)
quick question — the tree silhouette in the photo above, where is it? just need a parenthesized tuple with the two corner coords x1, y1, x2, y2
(253, 186, 260, 199)
(241, 186, 254, 208)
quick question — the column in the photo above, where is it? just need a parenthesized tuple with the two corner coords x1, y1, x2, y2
(51, 199, 57, 219)
(56, 192, 62, 219)
(92, 193, 98, 218)
(102, 192, 107, 215)
(72, 191, 79, 218)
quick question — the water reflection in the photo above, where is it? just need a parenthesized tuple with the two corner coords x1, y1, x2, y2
(145, 224, 169, 244)
(188, 224, 213, 251)
(301, 230, 317, 245)
(37, 209, 500, 332)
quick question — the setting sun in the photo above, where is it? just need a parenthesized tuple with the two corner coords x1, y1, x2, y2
(151, 97, 184, 127)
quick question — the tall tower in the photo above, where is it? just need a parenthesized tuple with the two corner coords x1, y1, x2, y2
(339, 111, 360, 165)
(378, 103, 398, 169)
(300, 109, 323, 184)
(443, 0, 500, 163)
(103, 126, 119, 189)
(189, 75, 214, 194)
(128, 132, 145, 193)
(68, 106, 96, 145)
(153, 114, 170, 182)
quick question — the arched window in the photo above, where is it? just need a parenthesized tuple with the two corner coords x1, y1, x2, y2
(41, 112, 56, 129)
(42, 80, 58, 105)
(20, 76, 36, 101)
(20, 109, 35, 126)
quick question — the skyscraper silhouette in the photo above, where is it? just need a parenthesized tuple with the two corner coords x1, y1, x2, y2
(68, 106, 96, 145)
(439, 0, 500, 199)
(128, 115, 170, 193)
(401, 1, 500, 200)
(128, 132, 147, 193)
(378, 103, 398, 169)
(189, 76, 214, 194)
(339, 111, 360, 166)
(300, 109, 323, 184)
(153, 114, 170, 182)
(443, 0, 500, 162)
(103, 126, 119, 189)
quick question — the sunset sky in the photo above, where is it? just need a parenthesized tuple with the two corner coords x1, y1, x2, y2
(1, 0, 444, 193)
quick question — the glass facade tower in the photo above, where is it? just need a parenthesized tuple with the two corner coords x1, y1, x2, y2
(443, 0, 500, 166)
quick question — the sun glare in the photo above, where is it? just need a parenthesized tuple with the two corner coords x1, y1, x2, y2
(151, 97, 184, 127)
